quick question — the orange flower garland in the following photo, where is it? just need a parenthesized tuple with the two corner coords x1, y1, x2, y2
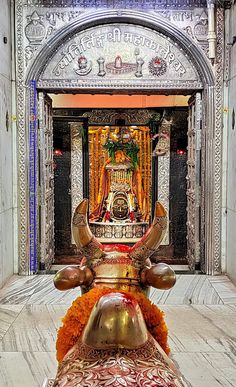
(56, 288, 170, 362)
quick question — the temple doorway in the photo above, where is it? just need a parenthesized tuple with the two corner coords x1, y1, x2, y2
(46, 95, 192, 268)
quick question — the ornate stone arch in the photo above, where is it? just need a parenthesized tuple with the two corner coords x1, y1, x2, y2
(18, 9, 219, 275)
(26, 9, 214, 86)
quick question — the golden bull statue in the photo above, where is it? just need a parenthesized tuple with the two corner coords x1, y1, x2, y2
(53, 199, 184, 386)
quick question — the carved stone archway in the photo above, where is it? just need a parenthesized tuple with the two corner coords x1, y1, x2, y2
(26, 10, 214, 86)
(16, 8, 220, 275)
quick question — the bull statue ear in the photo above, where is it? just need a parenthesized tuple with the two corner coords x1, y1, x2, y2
(54, 265, 93, 291)
(72, 199, 105, 264)
(140, 263, 176, 290)
(129, 201, 167, 267)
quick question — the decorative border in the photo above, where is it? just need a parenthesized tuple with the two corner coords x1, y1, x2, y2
(70, 123, 84, 221)
(29, 80, 37, 273)
(213, 7, 224, 273)
(16, 0, 29, 275)
(37, 79, 203, 90)
(23, 0, 208, 9)
(157, 156, 170, 245)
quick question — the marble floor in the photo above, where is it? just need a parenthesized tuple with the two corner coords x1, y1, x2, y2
(0, 274, 236, 387)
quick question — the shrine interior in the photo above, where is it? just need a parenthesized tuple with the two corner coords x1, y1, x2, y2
(49, 93, 190, 268)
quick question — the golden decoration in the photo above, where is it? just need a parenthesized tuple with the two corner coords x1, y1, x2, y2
(56, 287, 169, 363)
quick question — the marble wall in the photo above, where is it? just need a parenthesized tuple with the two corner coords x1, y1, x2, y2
(226, 4, 236, 284)
(0, 0, 13, 288)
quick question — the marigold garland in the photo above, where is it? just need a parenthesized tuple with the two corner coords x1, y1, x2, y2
(56, 288, 170, 363)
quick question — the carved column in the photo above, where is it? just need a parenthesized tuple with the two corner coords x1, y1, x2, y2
(156, 117, 171, 245)
(70, 122, 84, 220)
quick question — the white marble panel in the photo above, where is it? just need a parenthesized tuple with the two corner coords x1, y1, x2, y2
(0, 275, 47, 304)
(230, 5, 236, 80)
(226, 208, 236, 285)
(226, 7, 236, 288)
(0, 275, 235, 386)
(0, 304, 24, 340)
(227, 78, 236, 213)
(0, 0, 11, 79)
(0, 304, 59, 352)
(150, 275, 223, 305)
(0, 209, 14, 289)
(27, 276, 81, 305)
(173, 352, 236, 387)
(0, 66, 13, 289)
(0, 74, 12, 214)
(0, 211, 2, 288)
(208, 274, 236, 302)
(0, 274, 82, 305)
(0, 351, 57, 387)
(162, 305, 236, 354)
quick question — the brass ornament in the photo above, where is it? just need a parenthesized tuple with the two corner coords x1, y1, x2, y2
(72, 199, 104, 260)
(82, 292, 148, 349)
(129, 201, 167, 264)
(54, 265, 93, 291)
(141, 263, 176, 290)
(91, 253, 145, 293)
(53, 333, 184, 387)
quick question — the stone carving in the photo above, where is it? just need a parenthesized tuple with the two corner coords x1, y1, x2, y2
(184, 26, 195, 39)
(37, 79, 203, 91)
(106, 55, 136, 74)
(70, 123, 83, 227)
(135, 56, 144, 77)
(16, 0, 29, 275)
(25, 46, 35, 66)
(38, 93, 54, 270)
(186, 93, 202, 271)
(25, 11, 46, 45)
(83, 109, 153, 125)
(42, 25, 197, 83)
(22, 6, 209, 71)
(155, 113, 172, 245)
(74, 56, 92, 76)
(149, 57, 167, 77)
(23, 0, 208, 9)
(97, 57, 106, 76)
(194, 11, 208, 41)
(156, 8, 208, 48)
(45, 10, 82, 25)
(212, 8, 224, 274)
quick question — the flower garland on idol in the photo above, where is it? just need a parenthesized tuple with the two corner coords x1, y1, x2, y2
(56, 287, 169, 363)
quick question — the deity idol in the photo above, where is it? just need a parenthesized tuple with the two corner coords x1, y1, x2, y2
(52, 199, 184, 386)
(90, 127, 148, 223)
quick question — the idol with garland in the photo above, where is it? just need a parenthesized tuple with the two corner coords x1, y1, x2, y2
(89, 127, 148, 223)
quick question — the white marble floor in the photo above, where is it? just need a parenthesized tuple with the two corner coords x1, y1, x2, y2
(0, 274, 236, 387)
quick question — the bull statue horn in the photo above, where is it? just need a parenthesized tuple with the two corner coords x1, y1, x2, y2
(72, 199, 104, 262)
(129, 201, 167, 266)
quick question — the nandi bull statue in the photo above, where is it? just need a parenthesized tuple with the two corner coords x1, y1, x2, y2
(53, 199, 184, 386)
